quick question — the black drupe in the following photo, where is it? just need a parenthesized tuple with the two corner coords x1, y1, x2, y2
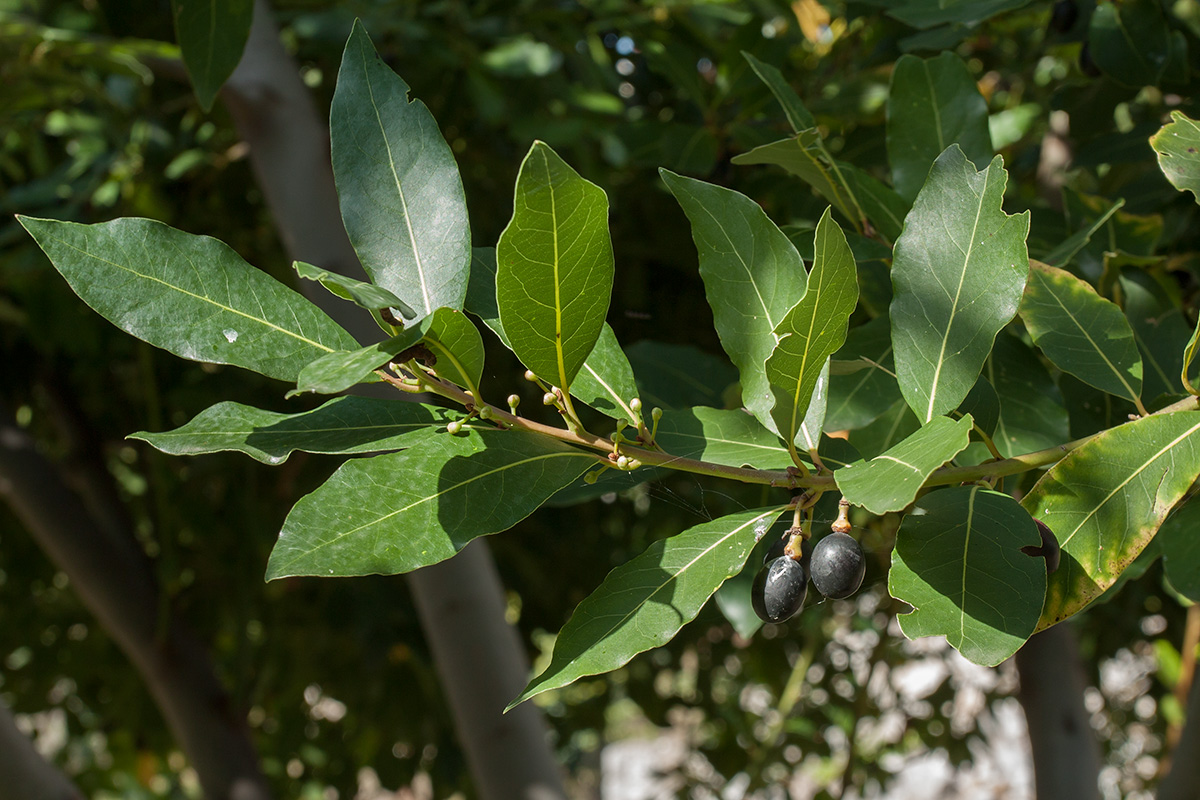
(751, 556, 808, 623)
(810, 532, 866, 599)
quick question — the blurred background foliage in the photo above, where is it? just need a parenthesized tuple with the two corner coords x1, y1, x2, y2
(2, 0, 1200, 797)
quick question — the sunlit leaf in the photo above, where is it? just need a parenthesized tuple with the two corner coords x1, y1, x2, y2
(267, 428, 599, 579)
(331, 21, 470, 317)
(18, 216, 357, 382)
(571, 324, 641, 420)
(497, 142, 614, 391)
(131, 397, 456, 464)
(886, 52, 993, 203)
(835, 414, 973, 515)
(509, 506, 787, 708)
(889, 145, 1030, 422)
(1025, 412, 1200, 629)
(655, 407, 792, 470)
(660, 170, 806, 435)
(889, 486, 1045, 666)
(1019, 261, 1142, 405)
(424, 308, 485, 394)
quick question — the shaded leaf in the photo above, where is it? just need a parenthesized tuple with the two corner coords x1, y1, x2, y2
(18, 216, 357, 381)
(293, 319, 431, 396)
(835, 414, 974, 515)
(878, 0, 1033, 29)
(767, 209, 858, 450)
(660, 170, 806, 435)
(626, 342, 738, 411)
(826, 317, 901, 432)
(172, 0, 253, 111)
(497, 142, 614, 390)
(741, 51, 815, 132)
(889, 486, 1045, 666)
(957, 377, 999, 439)
(1020, 261, 1142, 404)
(1120, 272, 1191, 401)
(331, 21, 470, 317)
(1151, 111, 1200, 204)
(847, 399, 921, 460)
(985, 335, 1069, 457)
(1185, 316, 1200, 396)
(1088, 0, 1170, 88)
(510, 506, 787, 708)
(267, 428, 599, 579)
(889, 145, 1030, 422)
(131, 397, 456, 464)
(1159, 496, 1200, 602)
(572, 323, 640, 420)
(463, 247, 510, 347)
(886, 52, 993, 203)
(1024, 412, 1200, 629)
(294, 260, 415, 318)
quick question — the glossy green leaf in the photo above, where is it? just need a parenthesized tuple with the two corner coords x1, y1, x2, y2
(626, 342, 738, 411)
(267, 428, 599, 579)
(331, 21, 470, 317)
(172, 0, 253, 111)
(497, 142, 614, 391)
(889, 486, 1045, 666)
(847, 399, 921, 460)
(835, 414, 973, 515)
(1152, 112, 1200, 204)
(732, 136, 909, 243)
(1024, 412, 1200, 629)
(741, 51, 815, 132)
(130, 397, 456, 464)
(880, 0, 1032, 29)
(1159, 497, 1200, 602)
(294, 261, 415, 319)
(889, 145, 1030, 422)
(18, 216, 357, 381)
(294, 319, 431, 396)
(660, 170, 806, 435)
(1088, 0, 1170, 88)
(509, 506, 787, 708)
(796, 362, 830, 453)
(572, 324, 640, 420)
(767, 210, 858, 450)
(424, 308, 485, 394)
(886, 52, 993, 203)
(463, 247, 511, 347)
(826, 317, 901, 433)
(654, 407, 792, 470)
(1019, 261, 1142, 404)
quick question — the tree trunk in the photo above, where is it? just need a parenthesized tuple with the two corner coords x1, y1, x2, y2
(0, 699, 83, 800)
(1160, 641, 1200, 800)
(1014, 624, 1101, 800)
(222, 4, 567, 798)
(0, 407, 270, 800)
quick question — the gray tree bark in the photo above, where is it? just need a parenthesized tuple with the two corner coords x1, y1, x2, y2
(222, 4, 567, 798)
(1015, 624, 1101, 800)
(0, 699, 83, 800)
(0, 406, 270, 800)
(1160, 637, 1200, 800)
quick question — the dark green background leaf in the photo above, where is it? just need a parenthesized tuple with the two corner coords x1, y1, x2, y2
(172, 0, 253, 111)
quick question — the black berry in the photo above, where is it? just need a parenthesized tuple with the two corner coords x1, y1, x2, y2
(810, 532, 865, 599)
(751, 556, 808, 623)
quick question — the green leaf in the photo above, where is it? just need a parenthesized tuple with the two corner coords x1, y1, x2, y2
(1184, 316, 1200, 396)
(985, 335, 1069, 457)
(835, 414, 973, 515)
(847, 399, 921, 460)
(172, 0, 253, 111)
(886, 52, 993, 203)
(1038, 198, 1124, 269)
(424, 308, 485, 395)
(660, 170, 806, 435)
(294, 261, 415, 318)
(497, 141, 614, 391)
(509, 506, 787, 708)
(1152, 111, 1200, 205)
(766, 209, 858, 451)
(463, 247, 510, 347)
(1120, 272, 1192, 401)
(889, 486, 1045, 666)
(267, 428, 598, 579)
(294, 319, 431, 396)
(1019, 261, 1142, 405)
(741, 51, 815, 132)
(654, 407, 792, 470)
(889, 146, 1030, 422)
(1159, 497, 1200, 603)
(1024, 412, 1200, 629)
(17, 216, 357, 382)
(1088, 0, 1170, 88)
(130, 397, 456, 464)
(331, 21, 470, 317)
(879, 0, 1032, 29)
(626, 342, 737, 410)
(571, 324, 641, 420)
(732, 136, 909, 243)
(826, 317, 901, 433)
